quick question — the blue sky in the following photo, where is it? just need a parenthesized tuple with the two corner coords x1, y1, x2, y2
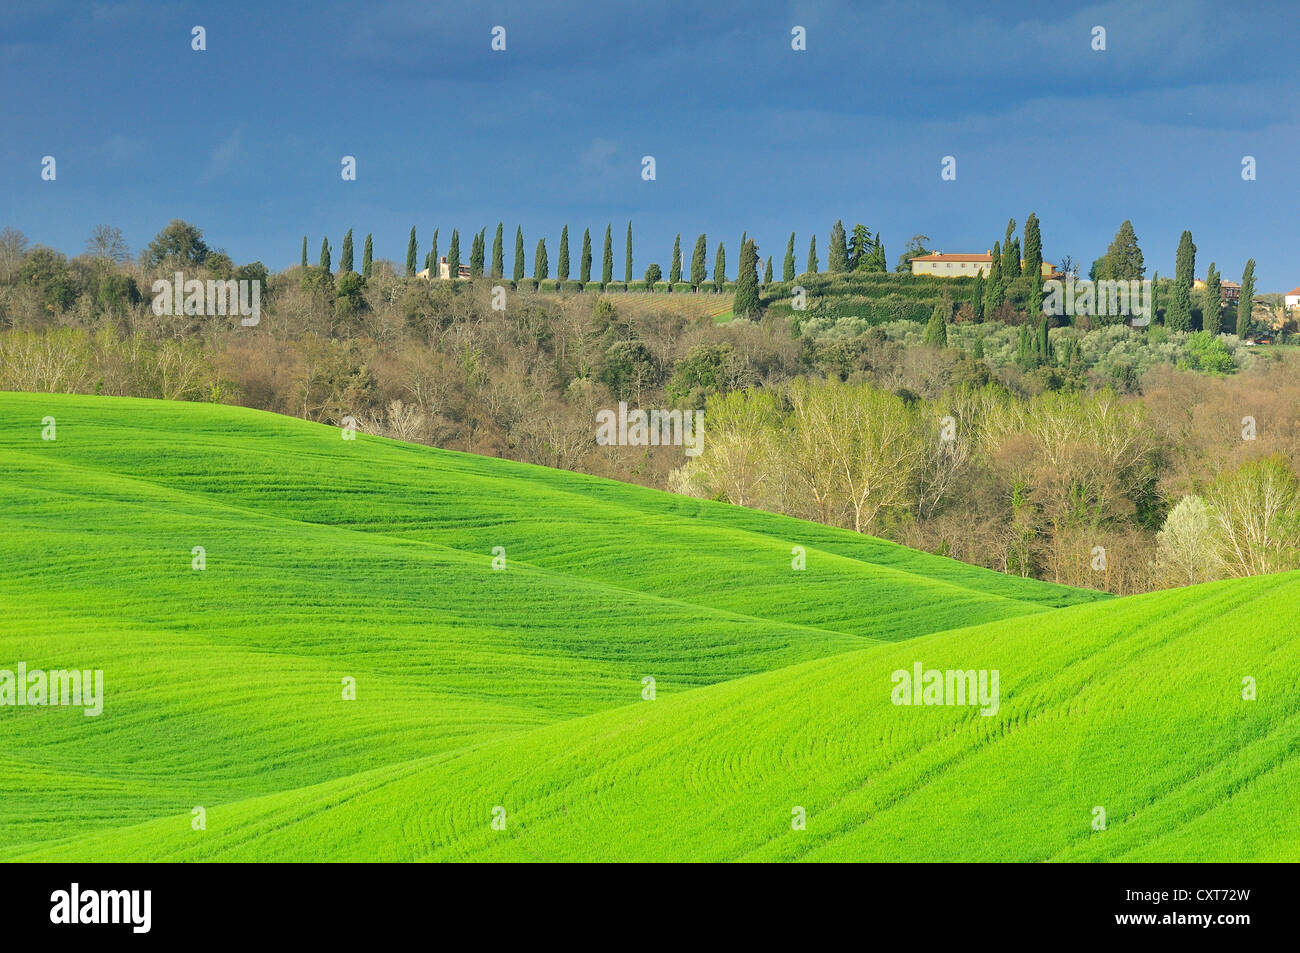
(3, 0, 1298, 288)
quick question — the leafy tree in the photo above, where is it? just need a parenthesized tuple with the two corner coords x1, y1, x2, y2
(895, 234, 932, 273)
(145, 220, 210, 268)
(580, 228, 592, 283)
(624, 222, 633, 283)
(1154, 495, 1223, 586)
(491, 223, 504, 278)
(557, 225, 570, 281)
(783, 232, 796, 281)
(362, 234, 373, 278)
(406, 227, 417, 276)
(924, 303, 948, 347)
(734, 239, 760, 317)
(340, 229, 354, 273)
(669, 234, 682, 284)
(534, 238, 548, 280)
(828, 220, 849, 273)
(644, 263, 662, 287)
(1237, 259, 1256, 337)
(447, 229, 460, 279)
(806, 235, 818, 274)
(602, 225, 614, 285)
(713, 242, 726, 285)
(691, 234, 708, 285)
(514, 227, 526, 282)
(319, 237, 331, 273)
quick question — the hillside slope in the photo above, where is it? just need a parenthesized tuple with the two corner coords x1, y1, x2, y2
(0, 392, 1099, 858)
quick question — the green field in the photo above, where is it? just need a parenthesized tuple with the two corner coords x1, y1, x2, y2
(1, 392, 1294, 861)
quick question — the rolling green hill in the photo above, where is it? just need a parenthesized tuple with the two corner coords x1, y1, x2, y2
(2, 392, 1292, 862)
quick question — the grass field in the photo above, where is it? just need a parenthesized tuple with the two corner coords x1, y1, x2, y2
(1, 392, 1294, 861)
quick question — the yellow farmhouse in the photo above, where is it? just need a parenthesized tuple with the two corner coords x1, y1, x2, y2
(911, 252, 1059, 279)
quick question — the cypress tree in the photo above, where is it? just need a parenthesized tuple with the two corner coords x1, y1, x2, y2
(602, 225, 614, 285)
(624, 222, 633, 283)
(1237, 259, 1256, 338)
(340, 229, 353, 273)
(764, 256, 773, 284)
(362, 234, 373, 278)
(1001, 220, 1018, 277)
(430, 229, 439, 278)
(734, 239, 760, 317)
(690, 234, 707, 286)
(924, 303, 948, 347)
(447, 229, 460, 280)
(580, 228, 592, 284)
(806, 235, 818, 274)
(301, 236, 308, 268)
(1202, 263, 1222, 335)
(491, 223, 504, 278)
(406, 227, 417, 276)
(828, 220, 848, 273)
(1175, 230, 1196, 287)
(534, 239, 548, 280)
(783, 232, 796, 281)
(558, 225, 570, 281)
(1166, 282, 1192, 332)
(972, 271, 985, 322)
(513, 227, 525, 282)
(713, 242, 726, 286)
(984, 242, 1004, 315)
(470, 229, 485, 278)
(1023, 212, 1042, 305)
(319, 237, 331, 273)
(669, 234, 682, 285)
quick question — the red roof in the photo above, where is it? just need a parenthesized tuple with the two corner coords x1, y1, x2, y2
(1285, 287, 1300, 296)
(911, 252, 993, 262)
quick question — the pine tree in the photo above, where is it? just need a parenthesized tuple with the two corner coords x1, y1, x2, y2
(806, 235, 818, 274)
(513, 227, 525, 283)
(984, 242, 1004, 315)
(362, 234, 373, 278)
(713, 242, 726, 286)
(319, 237, 331, 273)
(301, 236, 308, 268)
(624, 222, 633, 283)
(491, 223, 504, 278)
(580, 228, 592, 284)
(764, 256, 773, 284)
(783, 232, 796, 281)
(1202, 263, 1222, 335)
(669, 234, 682, 285)
(1237, 259, 1256, 338)
(602, 225, 614, 285)
(447, 230, 460, 280)
(557, 226, 570, 281)
(924, 303, 948, 347)
(734, 239, 760, 317)
(340, 229, 353, 273)
(406, 227, 417, 276)
(691, 234, 707, 286)
(828, 220, 848, 273)
(534, 239, 548, 281)
(972, 271, 985, 322)
(1100, 221, 1145, 279)
(470, 229, 485, 278)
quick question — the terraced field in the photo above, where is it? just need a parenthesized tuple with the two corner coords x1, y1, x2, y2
(1, 392, 1293, 861)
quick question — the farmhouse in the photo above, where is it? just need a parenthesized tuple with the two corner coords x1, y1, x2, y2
(1285, 286, 1300, 309)
(416, 256, 471, 280)
(911, 252, 1060, 280)
(1193, 277, 1242, 304)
